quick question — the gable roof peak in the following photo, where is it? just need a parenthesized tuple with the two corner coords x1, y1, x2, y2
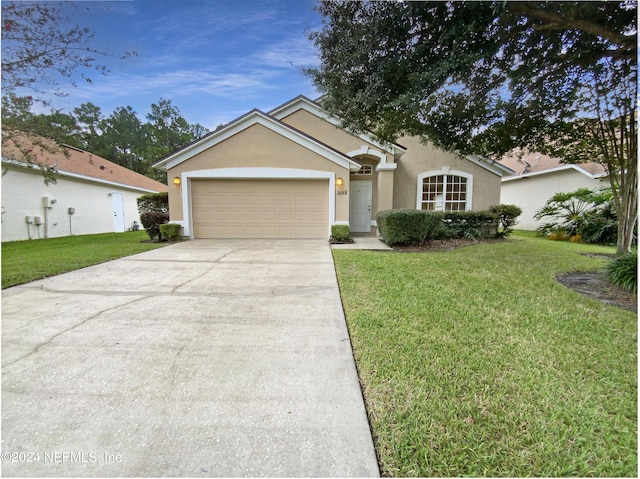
(153, 104, 361, 171)
(269, 95, 407, 158)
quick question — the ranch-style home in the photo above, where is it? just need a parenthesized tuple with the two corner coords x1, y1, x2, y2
(2, 134, 168, 242)
(153, 95, 512, 239)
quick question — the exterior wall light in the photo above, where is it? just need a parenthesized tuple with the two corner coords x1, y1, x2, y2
(336, 177, 344, 187)
(173, 177, 181, 185)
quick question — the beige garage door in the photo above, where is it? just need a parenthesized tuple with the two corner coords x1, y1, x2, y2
(191, 179, 329, 239)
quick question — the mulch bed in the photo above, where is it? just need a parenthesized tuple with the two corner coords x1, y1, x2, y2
(557, 270, 637, 313)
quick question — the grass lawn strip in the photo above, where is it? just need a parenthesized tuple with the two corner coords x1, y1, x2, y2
(2, 231, 169, 289)
(333, 234, 637, 477)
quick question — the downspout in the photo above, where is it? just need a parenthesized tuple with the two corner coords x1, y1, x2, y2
(44, 204, 49, 239)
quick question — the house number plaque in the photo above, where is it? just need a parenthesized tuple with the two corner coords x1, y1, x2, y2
(337, 191, 348, 196)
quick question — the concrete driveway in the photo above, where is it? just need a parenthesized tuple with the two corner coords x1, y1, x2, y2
(2, 239, 379, 477)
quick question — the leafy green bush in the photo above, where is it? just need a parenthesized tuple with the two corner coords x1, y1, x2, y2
(331, 224, 350, 241)
(442, 211, 499, 239)
(376, 209, 499, 246)
(137, 192, 168, 213)
(606, 251, 637, 292)
(159, 223, 182, 240)
(376, 209, 431, 246)
(490, 204, 523, 237)
(423, 212, 448, 240)
(140, 211, 169, 240)
(138, 192, 170, 240)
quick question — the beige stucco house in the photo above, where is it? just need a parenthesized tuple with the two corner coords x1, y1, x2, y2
(499, 152, 608, 230)
(154, 95, 511, 239)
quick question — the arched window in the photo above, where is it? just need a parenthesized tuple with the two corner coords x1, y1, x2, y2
(417, 169, 473, 211)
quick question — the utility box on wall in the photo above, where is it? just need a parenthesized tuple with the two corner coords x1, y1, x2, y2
(42, 196, 57, 208)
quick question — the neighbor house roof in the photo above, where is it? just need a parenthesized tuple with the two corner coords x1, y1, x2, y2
(499, 152, 607, 182)
(2, 133, 168, 192)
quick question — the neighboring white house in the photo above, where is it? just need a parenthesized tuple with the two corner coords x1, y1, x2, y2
(499, 152, 608, 231)
(2, 135, 168, 242)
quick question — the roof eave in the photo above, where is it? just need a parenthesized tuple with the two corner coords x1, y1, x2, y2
(1, 158, 167, 193)
(269, 96, 407, 159)
(155, 109, 360, 172)
(459, 152, 514, 176)
(501, 164, 608, 182)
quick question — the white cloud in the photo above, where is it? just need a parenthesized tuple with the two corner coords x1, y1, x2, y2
(253, 36, 320, 70)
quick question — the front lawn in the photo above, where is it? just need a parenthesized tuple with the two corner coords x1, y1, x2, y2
(2, 231, 169, 289)
(333, 233, 637, 477)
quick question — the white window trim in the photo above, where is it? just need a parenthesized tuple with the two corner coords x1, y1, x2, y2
(351, 164, 373, 176)
(416, 167, 473, 211)
(179, 167, 336, 238)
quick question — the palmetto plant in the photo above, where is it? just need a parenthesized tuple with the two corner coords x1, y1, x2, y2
(535, 187, 618, 244)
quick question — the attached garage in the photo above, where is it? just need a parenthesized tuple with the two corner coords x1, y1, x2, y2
(153, 108, 362, 239)
(191, 178, 329, 239)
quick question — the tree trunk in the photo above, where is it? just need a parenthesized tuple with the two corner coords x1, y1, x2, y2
(613, 173, 637, 256)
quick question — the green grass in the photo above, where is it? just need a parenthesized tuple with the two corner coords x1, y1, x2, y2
(333, 233, 637, 477)
(2, 231, 169, 289)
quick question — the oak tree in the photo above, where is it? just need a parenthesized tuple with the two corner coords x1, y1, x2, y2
(308, 1, 637, 254)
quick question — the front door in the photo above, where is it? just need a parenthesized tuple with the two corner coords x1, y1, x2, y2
(111, 192, 126, 232)
(350, 181, 372, 233)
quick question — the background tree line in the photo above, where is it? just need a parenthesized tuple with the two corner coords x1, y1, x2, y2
(1, 95, 208, 183)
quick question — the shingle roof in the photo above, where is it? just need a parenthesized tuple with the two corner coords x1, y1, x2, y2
(2, 133, 168, 192)
(499, 152, 607, 178)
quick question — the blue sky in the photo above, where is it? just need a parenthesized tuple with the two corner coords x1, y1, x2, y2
(31, 0, 324, 131)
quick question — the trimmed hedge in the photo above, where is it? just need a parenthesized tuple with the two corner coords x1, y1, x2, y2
(159, 223, 182, 240)
(376, 209, 432, 246)
(442, 211, 499, 240)
(331, 224, 350, 241)
(376, 209, 500, 246)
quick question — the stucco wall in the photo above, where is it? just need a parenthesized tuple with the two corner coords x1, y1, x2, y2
(2, 165, 148, 242)
(167, 123, 351, 223)
(279, 109, 394, 164)
(501, 169, 608, 230)
(393, 136, 502, 211)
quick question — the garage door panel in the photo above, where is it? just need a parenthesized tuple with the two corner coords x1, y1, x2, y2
(191, 179, 328, 239)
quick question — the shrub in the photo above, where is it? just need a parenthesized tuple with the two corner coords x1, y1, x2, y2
(442, 211, 499, 239)
(159, 223, 182, 240)
(331, 224, 350, 242)
(138, 192, 170, 240)
(423, 212, 447, 240)
(606, 252, 637, 292)
(376, 209, 431, 246)
(140, 211, 169, 240)
(137, 192, 168, 213)
(490, 204, 523, 237)
(535, 187, 618, 245)
(547, 228, 570, 241)
(377, 209, 500, 246)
